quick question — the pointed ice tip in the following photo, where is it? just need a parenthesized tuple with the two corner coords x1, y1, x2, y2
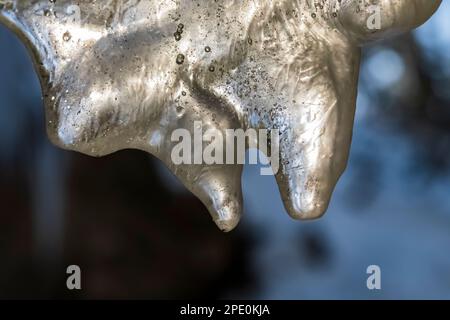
(214, 217, 240, 232)
(288, 206, 327, 221)
(281, 187, 331, 221)
(211, 198, 242, 232)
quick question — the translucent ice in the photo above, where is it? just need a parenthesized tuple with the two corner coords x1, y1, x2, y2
(0, 0, 441, 231)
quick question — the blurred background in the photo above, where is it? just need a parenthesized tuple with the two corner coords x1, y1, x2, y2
(1, 4, 450, 299)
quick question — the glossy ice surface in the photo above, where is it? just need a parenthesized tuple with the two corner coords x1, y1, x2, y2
(0, 0, 441, 231)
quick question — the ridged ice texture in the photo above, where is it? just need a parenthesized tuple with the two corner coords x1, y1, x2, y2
(0, 1, 441, 231)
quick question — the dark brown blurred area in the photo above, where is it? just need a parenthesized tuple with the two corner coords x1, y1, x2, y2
(0, 150, 255, 299)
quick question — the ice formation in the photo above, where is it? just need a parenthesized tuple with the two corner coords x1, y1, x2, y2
(0, 0, 441, 231)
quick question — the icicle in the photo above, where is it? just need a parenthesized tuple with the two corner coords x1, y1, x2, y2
(0, 0, 442, 231)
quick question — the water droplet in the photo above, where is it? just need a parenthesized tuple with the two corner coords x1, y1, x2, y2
(176, 105, 185, 115)
(63, 31, 71, 41)
(204, 46, 211, 53)
(208, 65, 215, 72)
(176, 54, 185, 65)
